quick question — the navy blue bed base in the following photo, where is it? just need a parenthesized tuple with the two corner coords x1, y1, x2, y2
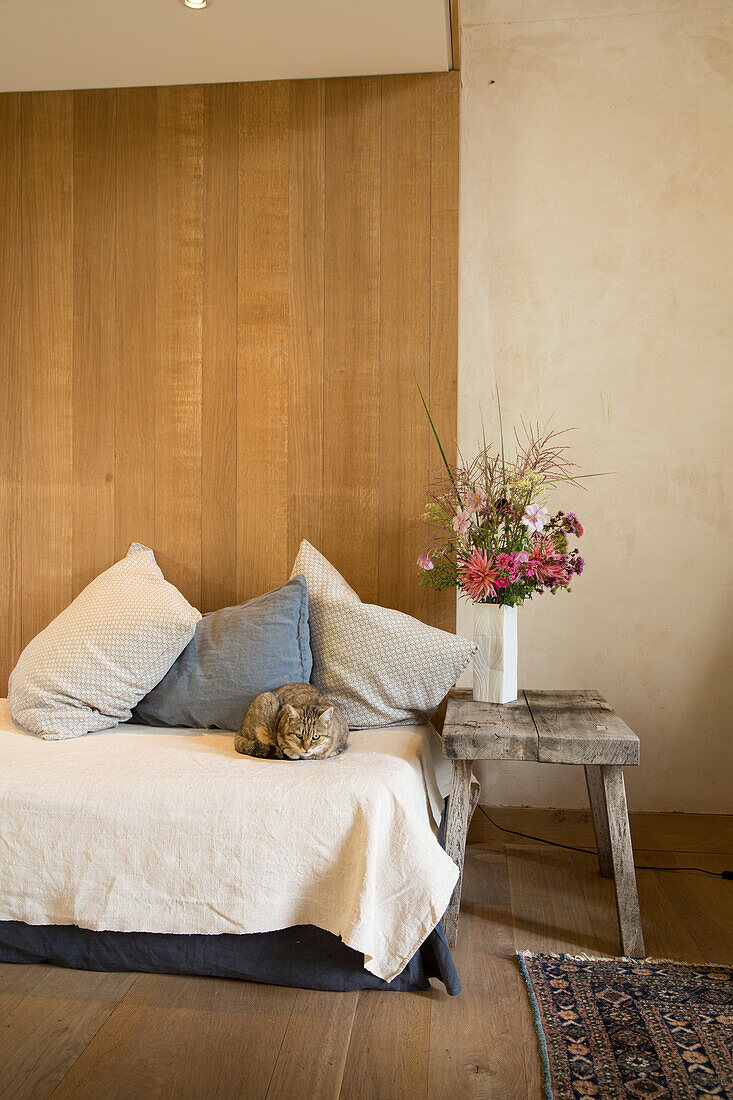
(0, 916, 460, 995)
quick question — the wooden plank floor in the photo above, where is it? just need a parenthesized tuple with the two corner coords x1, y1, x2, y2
(1, 812, 731, 1100)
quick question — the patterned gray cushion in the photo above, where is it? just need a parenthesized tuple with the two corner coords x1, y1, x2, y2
(9, 544, 201, 740)
(290, 540, 475, 729)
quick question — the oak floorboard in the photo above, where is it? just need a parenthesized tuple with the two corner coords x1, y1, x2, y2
(0, 962, 54, 1016)
(0, 967, 135, 1100)
(429, 848, 530, 1099)
(266, 989, 357, 1100)
(340, 989, 431, 1100)
(507, 844, 602, 958)
(654, 853, 733, 963)
(635, 867, 705, 963)
(51, 973, 298, 1100)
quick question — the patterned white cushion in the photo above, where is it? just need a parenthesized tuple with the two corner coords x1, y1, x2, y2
(9, 544, 201, 740)
(290, 541, 475, 728)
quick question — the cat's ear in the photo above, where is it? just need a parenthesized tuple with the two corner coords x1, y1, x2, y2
(283, 704, 299, 720)
(319, 706, 334, 725)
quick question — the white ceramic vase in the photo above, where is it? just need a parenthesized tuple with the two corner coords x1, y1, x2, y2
(472, 603, 518, 704)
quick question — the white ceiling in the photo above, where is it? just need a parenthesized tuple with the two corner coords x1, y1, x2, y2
(0, 0, 452, 93)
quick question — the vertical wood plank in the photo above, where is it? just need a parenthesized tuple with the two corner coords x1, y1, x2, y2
(323, 77, 381, 602)
(266, 989, 356, 1099)
(115, 87, 157, 558)
(202, 83, 238, 612)
(0, 94, 22, 690)
(340, 991, 431, 1100)
(429, 72, 459, 631)
(237, 80, 290, 601)
(72, 89, 116, 597)
(21, 92, 74, 646)
(287, 79, 325, 565)
(379, 75, 432, 620)
(155, 84, 204, 607)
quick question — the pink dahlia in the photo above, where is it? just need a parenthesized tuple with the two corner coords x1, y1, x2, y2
(457, 548, 499, 602)
(529, 537, 567, 585)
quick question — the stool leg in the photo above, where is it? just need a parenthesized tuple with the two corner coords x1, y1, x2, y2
(443, 759, 473, 947)
(600, 765, 645, 958)
(585, 764, 613, 878)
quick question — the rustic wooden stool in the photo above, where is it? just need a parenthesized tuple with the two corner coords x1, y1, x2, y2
(441, 689, 644, 958)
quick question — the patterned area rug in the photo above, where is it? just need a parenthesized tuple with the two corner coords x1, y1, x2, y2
(519, 953, 733, 1099)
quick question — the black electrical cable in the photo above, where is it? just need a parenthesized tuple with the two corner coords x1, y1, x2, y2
(475, 805, 732, 879)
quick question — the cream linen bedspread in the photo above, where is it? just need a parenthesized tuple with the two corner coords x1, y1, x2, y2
(0, 699, 458, 982)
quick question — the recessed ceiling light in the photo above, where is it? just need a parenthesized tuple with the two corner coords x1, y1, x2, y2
(180, 0, 210, 8)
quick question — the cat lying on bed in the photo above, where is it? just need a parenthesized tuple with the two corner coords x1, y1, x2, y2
(235, 683, 349, 761)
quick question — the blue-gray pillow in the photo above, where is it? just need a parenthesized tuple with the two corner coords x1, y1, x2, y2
(133, 575, 312, 731)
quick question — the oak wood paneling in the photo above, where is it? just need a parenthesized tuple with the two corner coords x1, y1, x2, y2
(237, 80, 291, 603)
(155, 85, 204, 607)
(202, 83, 238, 613)
(323, 77, 381, 604)
(0, 94, 22, 686)
(115, 87, 157, 559)
(429, 72, 460, 631)
(0, 74, 458, 691)
(20, 92, 74, 649)
(72, 89, 116, 598)
(379, 74, 432, 622)
(287, 79, 326, 565)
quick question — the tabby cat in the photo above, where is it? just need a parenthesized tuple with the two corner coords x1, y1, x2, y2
(235, 682, 349, 761)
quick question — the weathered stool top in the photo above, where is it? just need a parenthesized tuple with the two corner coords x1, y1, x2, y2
(442, 689, 640, 766)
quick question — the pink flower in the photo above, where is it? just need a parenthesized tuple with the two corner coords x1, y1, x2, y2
(417, 553, 434, 571)
(464, 487, 488, 514)
(452, 509, 472, 536)
(529, 537, 567, 585)
(521, 503, 550, 533)
(457, 549, 499, 602)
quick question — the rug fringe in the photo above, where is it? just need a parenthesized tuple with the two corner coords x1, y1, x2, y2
(516, 950, 730, 968)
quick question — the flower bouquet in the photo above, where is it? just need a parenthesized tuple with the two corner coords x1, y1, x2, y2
(417, 390, 586, 703)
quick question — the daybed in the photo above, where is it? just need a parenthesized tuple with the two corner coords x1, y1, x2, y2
(0, 701, 461, 994)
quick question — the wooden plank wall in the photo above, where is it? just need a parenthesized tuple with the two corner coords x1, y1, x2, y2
(0, 74, 458, 692)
